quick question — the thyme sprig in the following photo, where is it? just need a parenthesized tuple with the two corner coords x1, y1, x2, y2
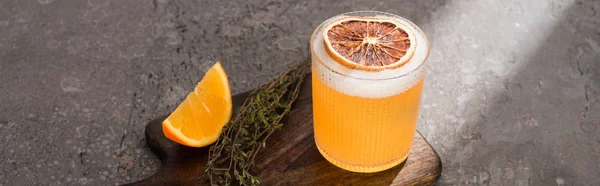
(206, 59, 310, 186)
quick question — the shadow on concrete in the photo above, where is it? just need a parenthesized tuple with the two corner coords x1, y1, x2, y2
(441, 1, 599, 185)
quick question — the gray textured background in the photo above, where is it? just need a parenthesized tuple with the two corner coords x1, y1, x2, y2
(1, 0, 599, 185)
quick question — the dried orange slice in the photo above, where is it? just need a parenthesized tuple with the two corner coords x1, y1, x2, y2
(323, 17, 416, 71)
(162, 62, 232, 147)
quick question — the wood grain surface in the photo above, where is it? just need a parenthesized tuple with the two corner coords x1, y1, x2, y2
(125, 75, 441, 186)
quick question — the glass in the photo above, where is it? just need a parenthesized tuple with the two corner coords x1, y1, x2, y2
(310, 11, 430, 173)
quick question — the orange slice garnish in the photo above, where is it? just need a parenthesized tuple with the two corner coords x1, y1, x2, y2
(162, 62, 232, 147)
(323, 17, 416, 71)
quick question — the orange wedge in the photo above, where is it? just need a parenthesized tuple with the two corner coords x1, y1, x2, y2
(162, 62, 232, 147)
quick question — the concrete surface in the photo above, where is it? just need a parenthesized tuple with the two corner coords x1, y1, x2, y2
(0, 0, 598, 185)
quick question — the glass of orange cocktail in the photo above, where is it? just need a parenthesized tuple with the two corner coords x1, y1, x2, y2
(310, 11, 429, 173)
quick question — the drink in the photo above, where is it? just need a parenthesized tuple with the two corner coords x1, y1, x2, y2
(310, 11, 429, 173)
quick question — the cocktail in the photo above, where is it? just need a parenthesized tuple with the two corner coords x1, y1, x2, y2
(310, 11, 429, 173)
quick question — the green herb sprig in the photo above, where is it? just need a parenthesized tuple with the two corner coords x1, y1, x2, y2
(206, 59, 310, 186)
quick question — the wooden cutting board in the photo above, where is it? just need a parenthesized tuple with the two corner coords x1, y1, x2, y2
(124, 75, 441, 186)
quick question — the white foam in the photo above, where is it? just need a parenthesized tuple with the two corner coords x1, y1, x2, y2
(311, 12, 430, 98)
